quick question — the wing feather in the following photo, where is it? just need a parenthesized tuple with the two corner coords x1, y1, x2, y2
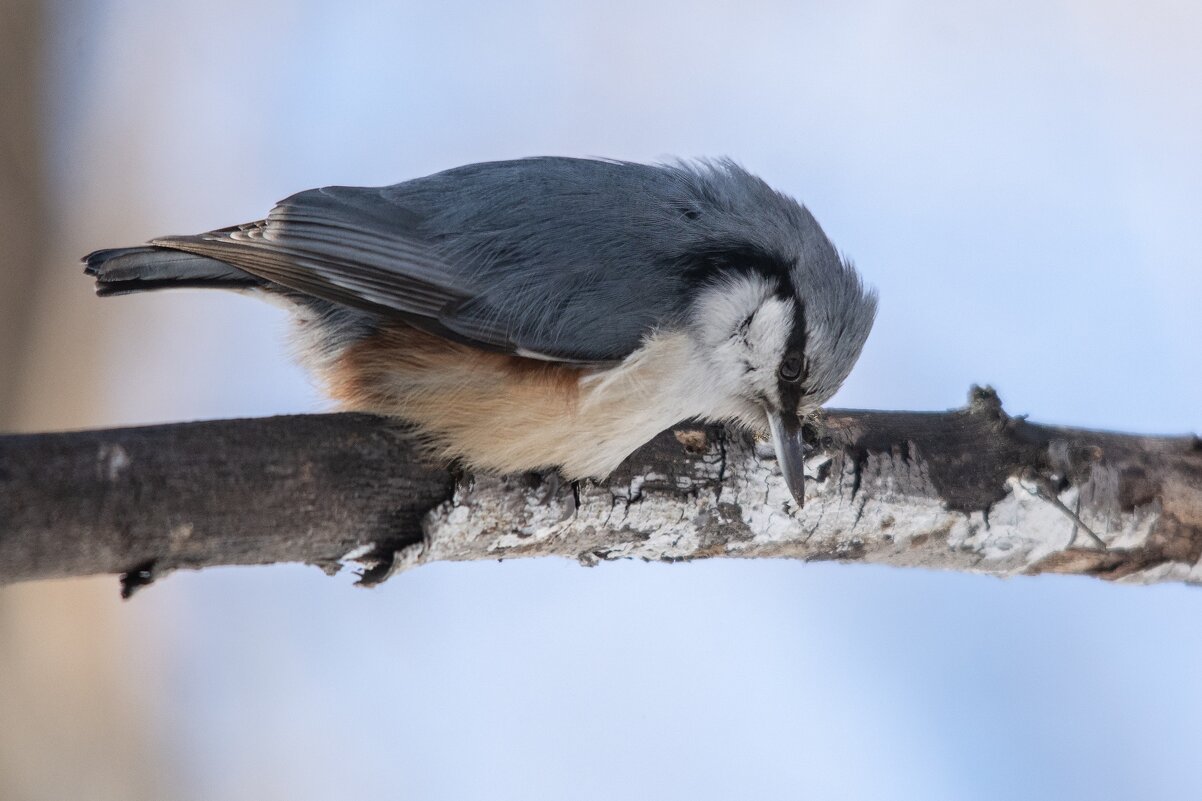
(147, 159, 785, 363)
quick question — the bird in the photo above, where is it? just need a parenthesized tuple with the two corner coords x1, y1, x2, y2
(83, 157, 877, 505)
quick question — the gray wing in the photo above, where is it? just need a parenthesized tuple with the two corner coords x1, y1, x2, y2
(153, 158, 795, 362)
(154, 188, 481, 345)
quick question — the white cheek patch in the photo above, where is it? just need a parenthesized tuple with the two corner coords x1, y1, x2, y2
(690, 275, 795, 409)
(745, 298, 792, 374)
(742, 298, 792, 405)
(692, 273, 777, 349)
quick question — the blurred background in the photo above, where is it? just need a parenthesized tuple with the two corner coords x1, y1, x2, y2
(2, 0, 1201, 798)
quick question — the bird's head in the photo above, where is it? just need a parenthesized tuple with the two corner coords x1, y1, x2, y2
(686, 218, 877, 506)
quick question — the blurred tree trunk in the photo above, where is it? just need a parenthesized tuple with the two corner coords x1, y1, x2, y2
(0, 5, 164, 801)
(0, 0, 46, 424)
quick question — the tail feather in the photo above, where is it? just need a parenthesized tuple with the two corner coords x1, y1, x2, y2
(83, 245, 261, 296)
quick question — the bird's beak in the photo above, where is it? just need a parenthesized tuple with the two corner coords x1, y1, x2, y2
(765, 409, 810, 507)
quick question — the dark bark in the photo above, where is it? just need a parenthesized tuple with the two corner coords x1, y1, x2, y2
(0, 414, 452, 593)
(2, 389, 1200, 595)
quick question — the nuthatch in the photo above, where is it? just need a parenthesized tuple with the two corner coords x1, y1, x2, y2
(84, 158, 876, 504)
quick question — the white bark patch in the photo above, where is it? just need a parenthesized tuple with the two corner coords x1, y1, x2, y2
(168, 523, 194, 550)
(380, 433, 1197, 587)
(97, 444, 130, 482)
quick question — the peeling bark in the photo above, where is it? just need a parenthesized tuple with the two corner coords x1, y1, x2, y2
(1, 389, 1200, 595)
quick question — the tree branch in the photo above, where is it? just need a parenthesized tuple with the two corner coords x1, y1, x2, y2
(2, 388, 1200, 595)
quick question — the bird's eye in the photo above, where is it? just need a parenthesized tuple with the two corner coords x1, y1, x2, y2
(779, 352, 803, 383)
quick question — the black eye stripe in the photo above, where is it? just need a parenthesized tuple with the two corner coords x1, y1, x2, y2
(776, 295, 809, 410)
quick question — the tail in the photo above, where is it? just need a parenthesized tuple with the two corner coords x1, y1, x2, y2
(83, 245, 262, 296)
